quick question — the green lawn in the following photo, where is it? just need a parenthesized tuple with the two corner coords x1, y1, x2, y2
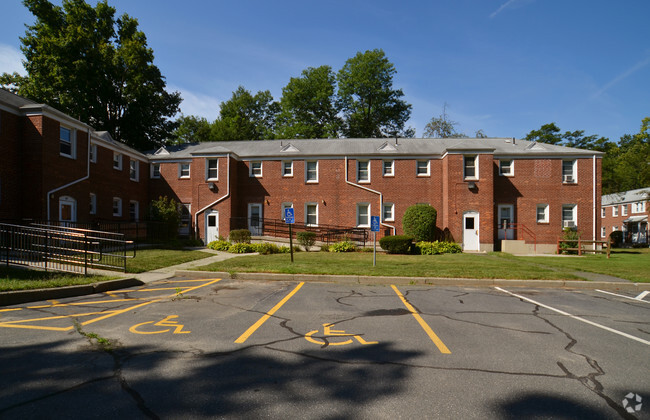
(127, 248, 214, 273)
(0, 266, 115, 291)
(196, 248, 650, 282)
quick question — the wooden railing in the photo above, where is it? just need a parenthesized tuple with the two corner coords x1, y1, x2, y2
(556, 238, 611, 258)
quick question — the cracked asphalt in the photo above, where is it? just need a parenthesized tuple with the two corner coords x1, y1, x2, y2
(0, 277, 648, 419)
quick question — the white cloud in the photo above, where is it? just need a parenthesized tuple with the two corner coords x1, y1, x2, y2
(0, 44, 25, 75)
(591, 56, 650, 99)
(169, 85, 222, 121)
(489, 0, 534, 19)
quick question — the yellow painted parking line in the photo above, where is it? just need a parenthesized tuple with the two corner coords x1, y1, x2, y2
(391, 285, 451, 354)
(235, 282, 304, 344)
(0, 308, 22, 313)
(27, 298, 139, 309)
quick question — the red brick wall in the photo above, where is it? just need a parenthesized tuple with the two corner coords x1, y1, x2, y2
(0, 110, 21, 220)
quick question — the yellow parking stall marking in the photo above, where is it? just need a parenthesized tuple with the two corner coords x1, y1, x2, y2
(391, 285, 451, 354)
(235, 282, 304, 344)
(0, 308, 22, 313)
(27, 298, 139, 309)
(0, 278, 222, 332)
(305, 323, 378, 346)
(129, 315, 191, 335)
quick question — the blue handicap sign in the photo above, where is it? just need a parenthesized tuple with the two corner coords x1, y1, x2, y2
(284, 207, 295, 224)
(370, 216, 380, 232)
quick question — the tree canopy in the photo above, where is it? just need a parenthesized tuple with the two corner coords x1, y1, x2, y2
(1, 0, 181, 151)
(211, 86, 279, 141)
(336, 49, 413, 138)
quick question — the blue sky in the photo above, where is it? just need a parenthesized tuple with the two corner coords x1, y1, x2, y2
(1, 0, 649, 142)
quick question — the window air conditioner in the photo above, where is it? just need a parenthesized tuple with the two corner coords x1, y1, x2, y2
(563, 175, 574, 183)
(563, 221, 576, 228)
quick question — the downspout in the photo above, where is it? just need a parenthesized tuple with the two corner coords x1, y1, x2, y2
(344, 156, 396, 235)
(194, 154, 231, 241)
(593, 154, 597, 242)
(46, 127, 91, 221)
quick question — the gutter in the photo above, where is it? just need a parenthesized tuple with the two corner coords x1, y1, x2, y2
(46, 127, 91, 221)
(344, 156, 396, 235)
(194, 153, 231, 240)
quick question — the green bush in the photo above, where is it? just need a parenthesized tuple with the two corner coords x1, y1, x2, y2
(148, 196, 180, 239)
(207, 240, 232, 251)
(330, 240, 357, 252)
(359, 247, 374, 253)
(228, 243, 256, 253)
(320, 244, 330, 252)
(379, 235, 414, 254)
(559, 228, 581, 254)
(254, 242, 280, 255)
(229, 229, 251, 244)
(609, 230, 623, 247)
(416, 241, 462, 255)
(297, 231, 317, 252)
(402, 204, 437, 242)
(278, 245, 302, 253)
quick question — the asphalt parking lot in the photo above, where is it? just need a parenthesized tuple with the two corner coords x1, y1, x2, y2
(0, 277, 648, 419)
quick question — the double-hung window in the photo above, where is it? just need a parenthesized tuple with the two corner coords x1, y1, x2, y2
(305, 203, 318, 226)
(60, 126, 75, 158)
(250, 161, 262, 177)
(383, 160, 394, 176)
(113, 197, 122, 217)
(499, 160, 513, 176)
(305, 160, 318, 183)
(357, 160, 370, 182)
(206, 158, 218, 180)
(89, 193, 97, 215)
(282, 161, 293, 177)
(464, 156, 478, 180)
(416, 160, 430, 176)
(562, 204, 577, 228)
(357, 203, 370, 227)
(129, 159, 139, 181)
(89, 144, 97, 163)
(562, 160, 576, 183)
(612, 206, 618, 217)
(179, 163, 190, 179)
(113, 152, 122, 170)
(621, 205, 627, 216)
(536, 204, 549, 223)
(129, 201, 139, 222)
(151, 163, 161, 179)
(601, 208, 606, 218)
(383, 203, 395, 222)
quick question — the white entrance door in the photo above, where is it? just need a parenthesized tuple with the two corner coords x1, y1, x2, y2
(463, 212, 480, 251)
(497, 205, 514, 240)
(59, 196, 77, 226)
(205, 210, 219, 244)
(248, 203, 263, 236)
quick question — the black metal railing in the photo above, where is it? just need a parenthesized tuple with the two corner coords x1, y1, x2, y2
(27, 220, 173, 244)
(0, 223, 134, 274)
(230, 217, 369, 246)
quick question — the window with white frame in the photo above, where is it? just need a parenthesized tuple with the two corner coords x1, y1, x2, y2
(151, 163, 161, 179)
(613, 225, 618, 231)
(416, 160, 430, 176)
(113, 152, 122, 170)
(536, 204, 549, 223)
(499, 160, 513, 176)
(305, 160, 318, 183)
(282, 161, 293, 177)
(357, 160, 370, 182)
(562, 160, 576, 183)
(621, 205, 627, 216)
(179, 163, 190, 179)
(357, 203, 370, 227)
(305, 203, 318, 226)
(129, 201, 139, 222)
(632, 201, 646, 213)
(112, 197, 122, 217)
(383, 203, 395, 222)
(601, 227, 606, 238)
(249, 161, 262, 177)
(129, 159, 139, 181)
(383, 160, 394, 176)
(561, 204, 577, 228)
(206, 158, 218, 180)
(60, 126, 75, 158)
(601, 208, 605, 218)
(89, 144, 97, 163)
(281, 202, 293, 221)
(464, 155, 478, 179)
(89, 193, 97, 215)
(612, 206, 618, 217)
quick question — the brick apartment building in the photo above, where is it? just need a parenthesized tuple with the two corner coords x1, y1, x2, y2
(1, 89, 604, 253)
(601, 188, 649, 245)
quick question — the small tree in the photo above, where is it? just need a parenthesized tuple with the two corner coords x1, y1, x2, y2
(297, 231, 316, 251)
(402, 205, 437, 242)
(149, 196, 180, 239)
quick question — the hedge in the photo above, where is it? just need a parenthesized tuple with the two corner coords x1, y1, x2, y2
(379, 235, 414, 254)
(416, 241, 462, 255)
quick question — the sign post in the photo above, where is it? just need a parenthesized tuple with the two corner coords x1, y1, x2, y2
(370, 216, 380, 267)
(284, 207, 295, 263)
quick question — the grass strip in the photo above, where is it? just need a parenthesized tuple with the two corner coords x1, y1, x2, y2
(126, 248, 213, 273)
(0, 266, 114, 291)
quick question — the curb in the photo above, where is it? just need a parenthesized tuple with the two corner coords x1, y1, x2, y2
(0, 278, 143, 307)
(175, 270, 650, 292)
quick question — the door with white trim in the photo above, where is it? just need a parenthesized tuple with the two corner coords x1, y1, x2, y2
(205, 210, 219, 244)
(59, 196, 77, 226)
(248, 203, 263, 236)
(463, 212, 480, 251)
(497, 204, 514, 240)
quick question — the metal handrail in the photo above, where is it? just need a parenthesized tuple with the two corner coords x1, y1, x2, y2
(502, 222, 537, 252)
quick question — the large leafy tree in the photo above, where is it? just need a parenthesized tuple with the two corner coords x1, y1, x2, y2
(1, 0, 181, 150)
(170, 115, 213, 144)
(604, 117, 650, 194)
(212, 86, 279, 141)
(336, 49, 412, 138)
(524, 123, 612, 151)
(275, 65, 341, 139)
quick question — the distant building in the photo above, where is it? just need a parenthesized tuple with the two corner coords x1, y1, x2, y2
(601, 188, 649, 245)
(1, 88, 605, 253)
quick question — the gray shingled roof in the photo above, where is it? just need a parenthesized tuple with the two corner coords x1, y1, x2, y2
(602, 187, 650, 206)
(146, 137, 603, 160)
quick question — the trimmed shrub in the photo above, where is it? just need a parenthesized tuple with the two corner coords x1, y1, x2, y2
(229, 229, 251, 244)
(228, 243, 256, 253)
(416, 241, 462, 255)
(278, 245, 302, 253)
(402, 204, 437, 242)
(207, 240, 232, 251)
(330, 240, 357, 252)
(379, 235, 414, 254)
(297, 231, 317, 252)
(609, 231, 623, 247)
(559, 228, 581, 254)
(254, 242, 281, 255)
